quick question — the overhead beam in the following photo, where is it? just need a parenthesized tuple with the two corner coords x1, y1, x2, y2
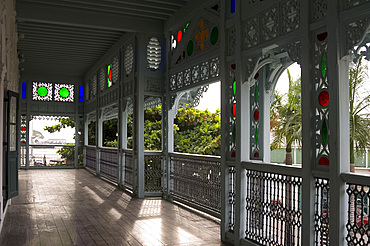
(18, 28, 120, 42)
(19, 0, 169, 20)
(16, 2, 163, 33)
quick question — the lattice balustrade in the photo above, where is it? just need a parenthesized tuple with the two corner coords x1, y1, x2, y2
(124, 149, 134, 190)
(315, 178, 330, 245)
(245, 170, 302, 246)
(100, 148, 118, 183)
(144, 154, 163, 192)
(346, 183, 369, 246)
(228, 166, 236, 232)
(85, 146, 96, 173)
(170, 154, 221, 215)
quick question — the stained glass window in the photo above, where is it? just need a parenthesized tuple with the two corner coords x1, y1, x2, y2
(54, 84, 74, 102)
(107, 64, 113, 87)
(33, 82, 52, 101)
(231, 0, 236, 13)
(251, 72, 262, 160)
(79, 86, 83, 102)
(315, 32, 330, 166)
(21, 114, 26, 144)
(230, 64, 237, 159)
(171, 22, 190, 51)
(22, 82, 26, 99)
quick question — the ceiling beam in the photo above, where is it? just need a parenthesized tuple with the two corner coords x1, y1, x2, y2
(18, 27, 121, 41)
(19, 0, 170, 20)
(18, 22, 124, 36)
(16, 1, 163, 33)
(19, 36, 114, 47)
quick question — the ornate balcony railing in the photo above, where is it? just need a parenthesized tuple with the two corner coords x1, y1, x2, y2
(315, 178, 330, 245)
(228, 165, 236, 232)
(144, 152, 163, 193)
(85, 146, 97, 173)
(169, 152, 221, 217)
(123, 149, 134, 190)
(100, 147, 118, 183)
(243, 162, 302, 246)
(342, 173, 370, 246)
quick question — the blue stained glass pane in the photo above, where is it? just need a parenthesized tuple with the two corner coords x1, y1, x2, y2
(79, 86, 83, 102)
(231, 0, 235, 13)
(22, 82, 26, 99)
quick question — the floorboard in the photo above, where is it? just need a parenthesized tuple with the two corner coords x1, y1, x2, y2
(0, 169, 226, 246)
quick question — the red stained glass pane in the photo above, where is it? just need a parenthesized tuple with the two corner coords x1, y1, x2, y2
(254, 73, 259, 79)
(319, 90, 329, 107)
(253, 110, 259, 121)
(21, 127, 26, 131)
(319, 156, 329, 166)
(232, 104, 236, 116)
(254, 152, 259, 158)
(231, 151, 236, 158)
(317, 32, 328, 42)
(231, 64, 236, 70)
(177, 30, 183, 43)
(109, 70, 112, 81)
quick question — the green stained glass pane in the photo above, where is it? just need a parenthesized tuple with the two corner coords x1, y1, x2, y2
(37, 86, 48, 97)
(22, 119, 26, 124)
(210, 27, 218, 45)
(187, 40, 194, 56)
(186, 23, 189, 28)
(254, 87, 258, 102)
(59, 88, 70, 98)
(233, 81, 236, 95)
(321, 54, 326, 78)
(21, 134, 25, 138)
(322, 120, 328, 145)
(232, 125, 236, 143)
(255, 129, 258, 143)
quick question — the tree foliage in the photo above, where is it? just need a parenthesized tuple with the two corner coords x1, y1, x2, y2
(174, 107, 220, 155)
(349, 57, 370, 163)
(43, 117, 82, 165)
(270, 69, 302, 154)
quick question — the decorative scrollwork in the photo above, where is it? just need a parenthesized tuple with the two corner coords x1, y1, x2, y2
(228, 27, 236, 56)
(312, 0, 327, 22)
(244, 17, 259, 48)
(346, 19, 370, 61)
(191, 85, 209, 107)
(261, 7, 278, 42)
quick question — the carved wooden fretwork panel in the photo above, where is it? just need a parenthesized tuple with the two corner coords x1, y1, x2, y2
(284, 41, 301, 64)
(124, 44, 134, 76)
(261, 6, 279, 42)
(345, 18, 370, 57)
(123, 79, 133, 98)
(99, 67, 105, 91)
(344, 0, 370, 10)
(242, 0, 300, 50)
(312, 0, 327, 22)
(112, 55, 119, 84)
(169, 57, 220, 92)
(146, 79, 163, 93)
(228, 27, 236, 56)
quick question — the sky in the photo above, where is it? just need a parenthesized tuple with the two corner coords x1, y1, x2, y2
(195, 62, 302, 112)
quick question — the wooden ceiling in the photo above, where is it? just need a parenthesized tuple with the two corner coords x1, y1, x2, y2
(16, 0, 192, 78)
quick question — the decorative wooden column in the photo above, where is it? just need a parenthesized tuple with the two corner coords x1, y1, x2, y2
(134, 33, 146, 198)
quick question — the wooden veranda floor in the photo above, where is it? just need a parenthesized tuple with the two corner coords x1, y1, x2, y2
(0, 169, 224, 246)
